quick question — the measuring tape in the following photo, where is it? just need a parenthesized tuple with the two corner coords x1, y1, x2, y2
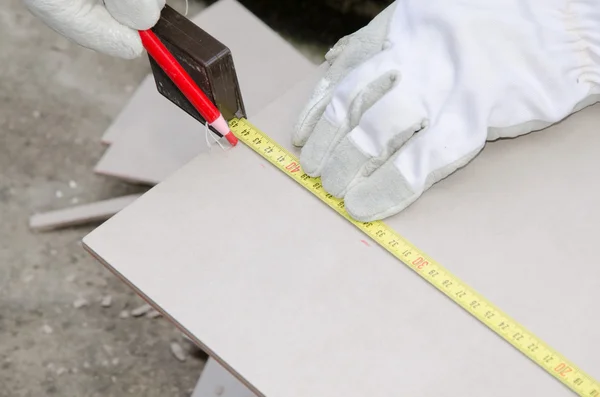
(228, 117, 598, 396)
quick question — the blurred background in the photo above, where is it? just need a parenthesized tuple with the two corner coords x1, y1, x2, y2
(0, 0, 391, 396)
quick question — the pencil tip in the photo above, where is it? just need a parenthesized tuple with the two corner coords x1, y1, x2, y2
(225, 132, 238, 146)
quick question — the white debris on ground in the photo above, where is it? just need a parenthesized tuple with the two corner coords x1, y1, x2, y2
(146, 309, 162, 319)
(131, 303, 152, 317)
(73, 298, 89, 308)
(101, 295, 112, 307)
(170, 342, 187, 362)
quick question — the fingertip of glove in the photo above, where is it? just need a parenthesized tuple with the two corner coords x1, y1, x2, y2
(103, 32, 145, 59)
(119, 47, 144, 60)
(297, 115, 344, 177)
(291, 119, 315, 147)
(320, 136, 370, 198)
(298, 151, 320, 177)
(134, 8, 162, 30)
(344, 162, 418, 222)
(105, 0, 164, 31)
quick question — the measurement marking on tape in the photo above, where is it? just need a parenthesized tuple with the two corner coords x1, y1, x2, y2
(229, 117, 598, 396)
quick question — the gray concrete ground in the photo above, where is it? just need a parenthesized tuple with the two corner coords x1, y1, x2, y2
(0, 0, 215, 395)
(0, 0, 384, 395)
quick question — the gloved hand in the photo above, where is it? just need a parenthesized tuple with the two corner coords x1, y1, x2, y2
(23, 0, 166, 59)
(293, 0, 600, 222)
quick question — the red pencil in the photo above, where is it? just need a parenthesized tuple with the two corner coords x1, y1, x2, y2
(138, 29, 238, 147)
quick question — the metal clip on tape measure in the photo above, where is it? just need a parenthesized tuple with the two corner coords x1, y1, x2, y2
(229, 117, 599, 397)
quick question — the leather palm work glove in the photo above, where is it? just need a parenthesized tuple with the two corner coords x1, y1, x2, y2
(23, 0, 166, 59)
(293, 0, 600, 222)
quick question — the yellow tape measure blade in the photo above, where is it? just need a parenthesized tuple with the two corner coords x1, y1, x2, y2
(229, 117, 598, 396)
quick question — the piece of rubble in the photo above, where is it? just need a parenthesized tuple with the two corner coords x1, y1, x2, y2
(170, 342, 186, 362)
(101, 295, 112, 308)
(103, 344, 113, 356)
(146, 309, 162, 319)
(119, 310, 130, 319)
(73, 298, 89, 309)
(56, 367, 67, 376)
(131, 304, 152, 317)
(42, 324, 53, 334)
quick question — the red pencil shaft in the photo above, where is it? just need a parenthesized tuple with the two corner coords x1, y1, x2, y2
(139, 30, 220, 123)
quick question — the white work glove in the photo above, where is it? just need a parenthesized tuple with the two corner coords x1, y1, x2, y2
(293, 0, 600, 222)
(22, 0, 166, 59)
